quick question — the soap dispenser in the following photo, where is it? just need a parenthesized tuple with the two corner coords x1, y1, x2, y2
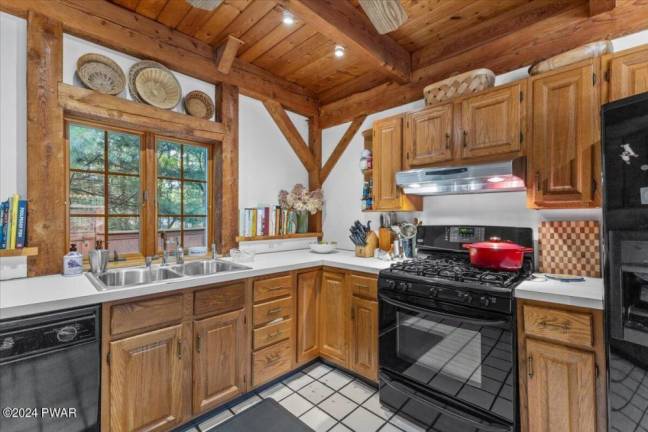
(63, 243, 83, 276)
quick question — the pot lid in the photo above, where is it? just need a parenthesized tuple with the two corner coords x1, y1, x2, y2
(463, 237, 534, 252)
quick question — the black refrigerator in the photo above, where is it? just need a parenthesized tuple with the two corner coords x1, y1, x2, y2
(601, 92, 648, 432)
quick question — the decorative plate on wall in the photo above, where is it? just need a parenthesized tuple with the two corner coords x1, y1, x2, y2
(134, 67, 182, 110)
(183, 90, 215, 119)
(76, 53, 125, 95)
(128, 60, 170, 103)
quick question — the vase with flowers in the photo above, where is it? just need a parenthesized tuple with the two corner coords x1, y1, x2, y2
(278, 184, 324, 233)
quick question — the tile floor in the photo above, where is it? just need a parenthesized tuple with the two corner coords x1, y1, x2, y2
(177, 361, 429, 432)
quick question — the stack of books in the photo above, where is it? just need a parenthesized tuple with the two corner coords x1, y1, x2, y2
(0, 194, 28, 249)
(239, 207, 298, 237)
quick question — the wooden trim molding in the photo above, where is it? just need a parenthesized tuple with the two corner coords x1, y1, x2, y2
(0, 0, 318, 116)
(26, 11, 65, 276)
(320, 115, 367, 184)
(263, 100, 317, 172)
(58, 83, 225, 143)
(215, 35, 245, 75)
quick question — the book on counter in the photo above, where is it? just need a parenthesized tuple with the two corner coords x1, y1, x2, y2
(239, 206, 297, 237)
(0, 194, 28, 250)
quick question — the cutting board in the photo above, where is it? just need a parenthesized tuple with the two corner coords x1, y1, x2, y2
(538, 220, 601, 277)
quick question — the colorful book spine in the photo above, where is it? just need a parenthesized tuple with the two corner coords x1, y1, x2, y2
(263, 207, 270, 235)
(9, 194, 19, 249)
(251, 209, 257, 237)
(15, 200, 27, 248)
(2, 201, 10, 249)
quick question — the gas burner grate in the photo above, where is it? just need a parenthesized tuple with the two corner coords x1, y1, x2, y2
(387, 253, 532, 288)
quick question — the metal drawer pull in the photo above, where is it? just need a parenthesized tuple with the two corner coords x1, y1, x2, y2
(196, 335, 202, 353)
(538, 320, 570, 330)
(268, 307, 282, 315)
(266, 353, 282, 365)
(267, 286, 285, 291)
(528, 355, 533, 378)
(177, 340, 182, 359)
(267, 330, 281, 339)
(445, 132, 451, 150)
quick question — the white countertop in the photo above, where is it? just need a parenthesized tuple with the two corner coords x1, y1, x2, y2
(0, 250, 605, 319)
(515, 274, 604, 310)
(0, 250, 393, 319)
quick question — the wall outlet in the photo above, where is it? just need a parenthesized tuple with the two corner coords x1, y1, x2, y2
(641, 187, 648, 205)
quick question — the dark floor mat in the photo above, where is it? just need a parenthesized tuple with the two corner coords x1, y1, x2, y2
(211, 398, 313, 432)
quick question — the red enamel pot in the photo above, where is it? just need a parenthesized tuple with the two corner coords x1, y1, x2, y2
(462, 237, 534, 271)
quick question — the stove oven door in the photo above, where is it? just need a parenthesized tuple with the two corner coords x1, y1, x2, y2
(379, 292, 515, 430)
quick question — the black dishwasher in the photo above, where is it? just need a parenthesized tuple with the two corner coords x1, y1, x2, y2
(0, 305, 100, 432)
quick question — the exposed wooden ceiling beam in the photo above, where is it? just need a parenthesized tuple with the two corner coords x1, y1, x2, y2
(0, 0, 319, 116)
(320, 115, 367, 183)
(278, 0, 411, 84)
(320, 0, 648, 128)
(589, 0, 616, 15)
(215, 35, 244, 74)
(263, 100, 317, 172)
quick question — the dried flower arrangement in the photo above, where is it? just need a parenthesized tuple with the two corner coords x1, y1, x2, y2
(278, 184, 324, 214)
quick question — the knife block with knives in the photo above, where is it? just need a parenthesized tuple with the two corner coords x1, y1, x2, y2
(349, 220, 378, 258)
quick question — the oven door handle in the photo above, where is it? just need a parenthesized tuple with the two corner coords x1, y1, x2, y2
(379, 372, 512, 432)
(379, 294, 509, 327)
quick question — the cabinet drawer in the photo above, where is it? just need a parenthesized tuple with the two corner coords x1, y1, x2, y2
(194, 282, 245, 317)
(253, 297, 292, 327)
(253, 319, 292, 350)
(110, 294, 184, 336)
(254, 275, 293, 303)
(253, 339, 292, 387)
(524, 305, 593, 348)
(350, 274, 377, 300)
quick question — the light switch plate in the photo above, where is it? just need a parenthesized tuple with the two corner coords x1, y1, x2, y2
(641, 187, 648, 205)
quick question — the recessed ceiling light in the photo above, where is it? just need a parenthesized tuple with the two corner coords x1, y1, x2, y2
(282, 12, 295, 25)
(334, 45, 345, 58)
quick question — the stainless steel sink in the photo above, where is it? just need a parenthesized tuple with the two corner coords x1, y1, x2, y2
(87, 266, 183, 290)
(86, 259, 250, 291)
(171, 259, 250, 276)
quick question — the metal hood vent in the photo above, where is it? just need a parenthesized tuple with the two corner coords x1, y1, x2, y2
(396, 158, 526, 196)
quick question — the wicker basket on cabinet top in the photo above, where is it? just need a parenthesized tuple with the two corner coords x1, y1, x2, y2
(423, 68, 495, 105)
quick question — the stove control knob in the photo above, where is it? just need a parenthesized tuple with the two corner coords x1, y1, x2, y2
(397, 281, 409, 292)
(428, 287, 439, 297)
(480, 296, 491, 307)
(385, 279, 396, 290)
(461, 293, 473, 304)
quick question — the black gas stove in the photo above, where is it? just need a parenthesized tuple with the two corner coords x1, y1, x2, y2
(378, 225, 534, 432)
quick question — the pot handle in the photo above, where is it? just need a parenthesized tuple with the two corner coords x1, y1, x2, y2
(462, 243, 473, 249)
(523, 247, 534, 253)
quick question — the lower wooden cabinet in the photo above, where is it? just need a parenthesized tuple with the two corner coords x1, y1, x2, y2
(518, 300, 606, 432)
(109, 324, 186, 432)
(296, 269, 320, 364)
(193, 309, 246, 414)
(349, 296, 378, 381)
(319, 270, 348, 366)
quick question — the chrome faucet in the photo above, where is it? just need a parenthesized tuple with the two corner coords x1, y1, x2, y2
(211, 243, 218, 260)
(175, 238, 184, 264)
(160, 232, 169, 266)
(145, 256, 154, 269)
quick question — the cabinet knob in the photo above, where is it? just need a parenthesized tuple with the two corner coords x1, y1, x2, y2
(462, 130, 467, 148)
(535, 171, 541, 192)
(445, 133, 451, 150)
(528, 355, 534, 378)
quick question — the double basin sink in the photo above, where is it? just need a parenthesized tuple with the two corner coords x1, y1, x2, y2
(86, 259, 251, 291)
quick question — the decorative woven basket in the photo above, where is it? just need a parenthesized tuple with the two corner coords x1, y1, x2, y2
(128, 60, 170, 103)
(423, 68, 495, 105)
(76, 53, 125, 95)
(529, 40, 613, 75)
(134, 67, 182, 110)
(184, 91, 215, 119)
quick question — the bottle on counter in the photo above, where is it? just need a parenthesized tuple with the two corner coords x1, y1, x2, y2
(63, 243, 83, 276)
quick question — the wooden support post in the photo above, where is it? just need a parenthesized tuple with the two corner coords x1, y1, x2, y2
(215, 35, 245, 75)
(308, 114, 322, 234)
(217, 83, 239, 255)
(26, 11, 64, 276)
(320, 115, 367, 183)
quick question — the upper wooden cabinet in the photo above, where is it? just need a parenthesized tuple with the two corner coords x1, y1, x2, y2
(109, 325, 186, 432)
(405, 103, 454, 167)
(603, 44, 648, 103)
(528, 60, 599, 208)
(319, 270, 348, 366)
(372, 115, 422, 211)
(459, 82, 524, 160)
(193, 309, 246, 414)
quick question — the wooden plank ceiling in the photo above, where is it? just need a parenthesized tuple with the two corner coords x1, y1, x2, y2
(109, 0, 646, 124)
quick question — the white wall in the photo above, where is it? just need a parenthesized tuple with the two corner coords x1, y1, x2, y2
(0, 12, 27, 279)
(321, 30, 648, 250)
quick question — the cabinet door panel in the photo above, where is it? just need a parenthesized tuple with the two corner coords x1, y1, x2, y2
(297, 270, 320, 364)
(373, 116, 403, 210)
(461, 83, 522, 159)
(526, 338, 596, 432)
(193, 309, 246, 414)
(110, 325, 184, 432)
(531, 62, 597, 207)
(350, 296, 378, 381)
(609, 47, 648, 102)
(405, 104, 453, 167)
(319, 271, 347, 366)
